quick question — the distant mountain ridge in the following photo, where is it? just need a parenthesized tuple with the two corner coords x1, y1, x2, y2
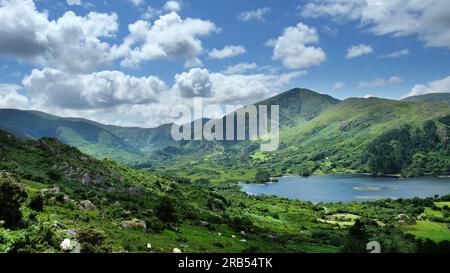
(0, 88, 339, 161)
(1, 88, 449, 181)
(402, 93, 450, 103)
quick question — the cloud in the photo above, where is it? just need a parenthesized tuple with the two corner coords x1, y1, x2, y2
(332, 82, 346, 89)
(129, 0, 144, 7)
(67, 0, 81, 6)
(406, 75, 450, 97)
(113, 12, 218, 68)
(238, 7, 271, 22)
(358, 76, 402, 88)
(173, 68, 307, 105)
(142, 6, 163, 20)
(267, 23, 326, 69)
(208, 45, 246, 59)
(299, 0, 450, 49)
(346, 44, 373, 59)
(175, 68, 212, 98)
(23, 68, 166, 109)
(0, 0, 118, 73)
(0, 84, 29, 109)
(223, 62, 257, 74)
(378, 48, 409, 59)
(164, 1, 182, 12)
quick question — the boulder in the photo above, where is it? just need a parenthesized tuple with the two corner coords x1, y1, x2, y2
(173, 248, 182, 253)
(60, 238, 72, 251)
(79, 200, 96, 211)
(122, 219, 147, 231)
(41, 187, 61, 195)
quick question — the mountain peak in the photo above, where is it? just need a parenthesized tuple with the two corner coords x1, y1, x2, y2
(257, 88, 340, 124)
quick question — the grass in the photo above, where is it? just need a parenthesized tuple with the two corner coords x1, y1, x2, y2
(435, 202, 450, 209)
(403, 221, 450, 243)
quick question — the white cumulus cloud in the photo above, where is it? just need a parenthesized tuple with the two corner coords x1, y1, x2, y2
(0, 0, 118, 73)
(208, 45, 246, 59)
(0, 84, 29, 109)
(267, 23, 326, 69)
(23, 68, 166, 109)
(346, 44, 373, 59)
(164, 1, 182, 12)
(113, 12, 218, 68)
(299, 0, 450, 49)
(406, 75, 450, 97)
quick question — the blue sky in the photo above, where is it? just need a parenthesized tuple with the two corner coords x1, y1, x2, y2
(0, 0, 449, 127)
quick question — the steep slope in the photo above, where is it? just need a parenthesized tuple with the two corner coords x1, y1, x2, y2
(258, 97, 450, 176)
(0, 109, 142, 162)
(257, 88, 340, 126)
(0, 88, 340, 163)
(149, 97, 450, 181)
(0, 129, 345, 253)
(2, 129, 444, 253)
(402, 93, 450, 104)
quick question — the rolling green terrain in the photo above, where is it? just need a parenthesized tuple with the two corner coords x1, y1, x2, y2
(1, 129, 450, 253)
(2, 89, 449, 183)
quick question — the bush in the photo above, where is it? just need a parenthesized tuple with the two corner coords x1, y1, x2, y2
(255, 171, 270, 183)
(193, 178, 210, 186)
(77, 228, 108, 253)
(155, 196, 178, 224)
(28, 194, 44, 212)
(0, 173, 28, 228)
(46, 169, 63, 182)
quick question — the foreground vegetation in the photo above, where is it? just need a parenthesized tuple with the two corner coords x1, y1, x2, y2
(1, 130, 449, 253)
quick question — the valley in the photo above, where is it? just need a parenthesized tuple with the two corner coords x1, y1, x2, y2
(1, 89, 450, 253)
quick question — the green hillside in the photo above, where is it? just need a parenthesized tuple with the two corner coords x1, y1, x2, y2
(1, 129, 449, 253)
(1, 89, 449, 182)
(0, 109, 143, 162)
(147, 97, 450, 182)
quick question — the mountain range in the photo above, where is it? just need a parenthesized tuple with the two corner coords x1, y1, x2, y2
(1, 89, 449, 182)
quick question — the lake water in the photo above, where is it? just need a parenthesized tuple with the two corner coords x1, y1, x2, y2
(240, 175, 450, 203)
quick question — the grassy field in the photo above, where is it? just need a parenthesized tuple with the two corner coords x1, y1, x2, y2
(403, 221, 450, 243)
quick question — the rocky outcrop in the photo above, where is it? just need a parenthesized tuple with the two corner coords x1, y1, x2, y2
(121, 219, 147, 231)
(79, 200, 96, 211)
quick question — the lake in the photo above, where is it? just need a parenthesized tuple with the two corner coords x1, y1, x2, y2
(240, 175, 450, 203)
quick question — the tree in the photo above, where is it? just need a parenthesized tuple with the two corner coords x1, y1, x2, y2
(255, 171, 270, 183)
(0, 173, 28, 228)
(341, 219, 369, 253)
(155, 196, 178, 224)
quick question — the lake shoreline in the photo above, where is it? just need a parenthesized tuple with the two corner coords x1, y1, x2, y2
(247, 172, 450, 185)
(240, 174, 450, 203)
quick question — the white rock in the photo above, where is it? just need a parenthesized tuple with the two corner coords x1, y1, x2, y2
(147, 243, 152, 249)
(173, 248, 182, 253)
(232, 235, 236, 238)
(240, 239, 247, 243)
(217, 233, 222, 236)
(60, 238, 72, 251)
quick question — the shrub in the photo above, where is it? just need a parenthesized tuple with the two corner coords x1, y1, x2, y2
(155, 196, 178, 224)
(77, 228, 108, 253)
(255, 171, 270, 183)
(46, 169, 63, 182)
(0, 173, 28, 228)
(28, 194, 45, 212)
